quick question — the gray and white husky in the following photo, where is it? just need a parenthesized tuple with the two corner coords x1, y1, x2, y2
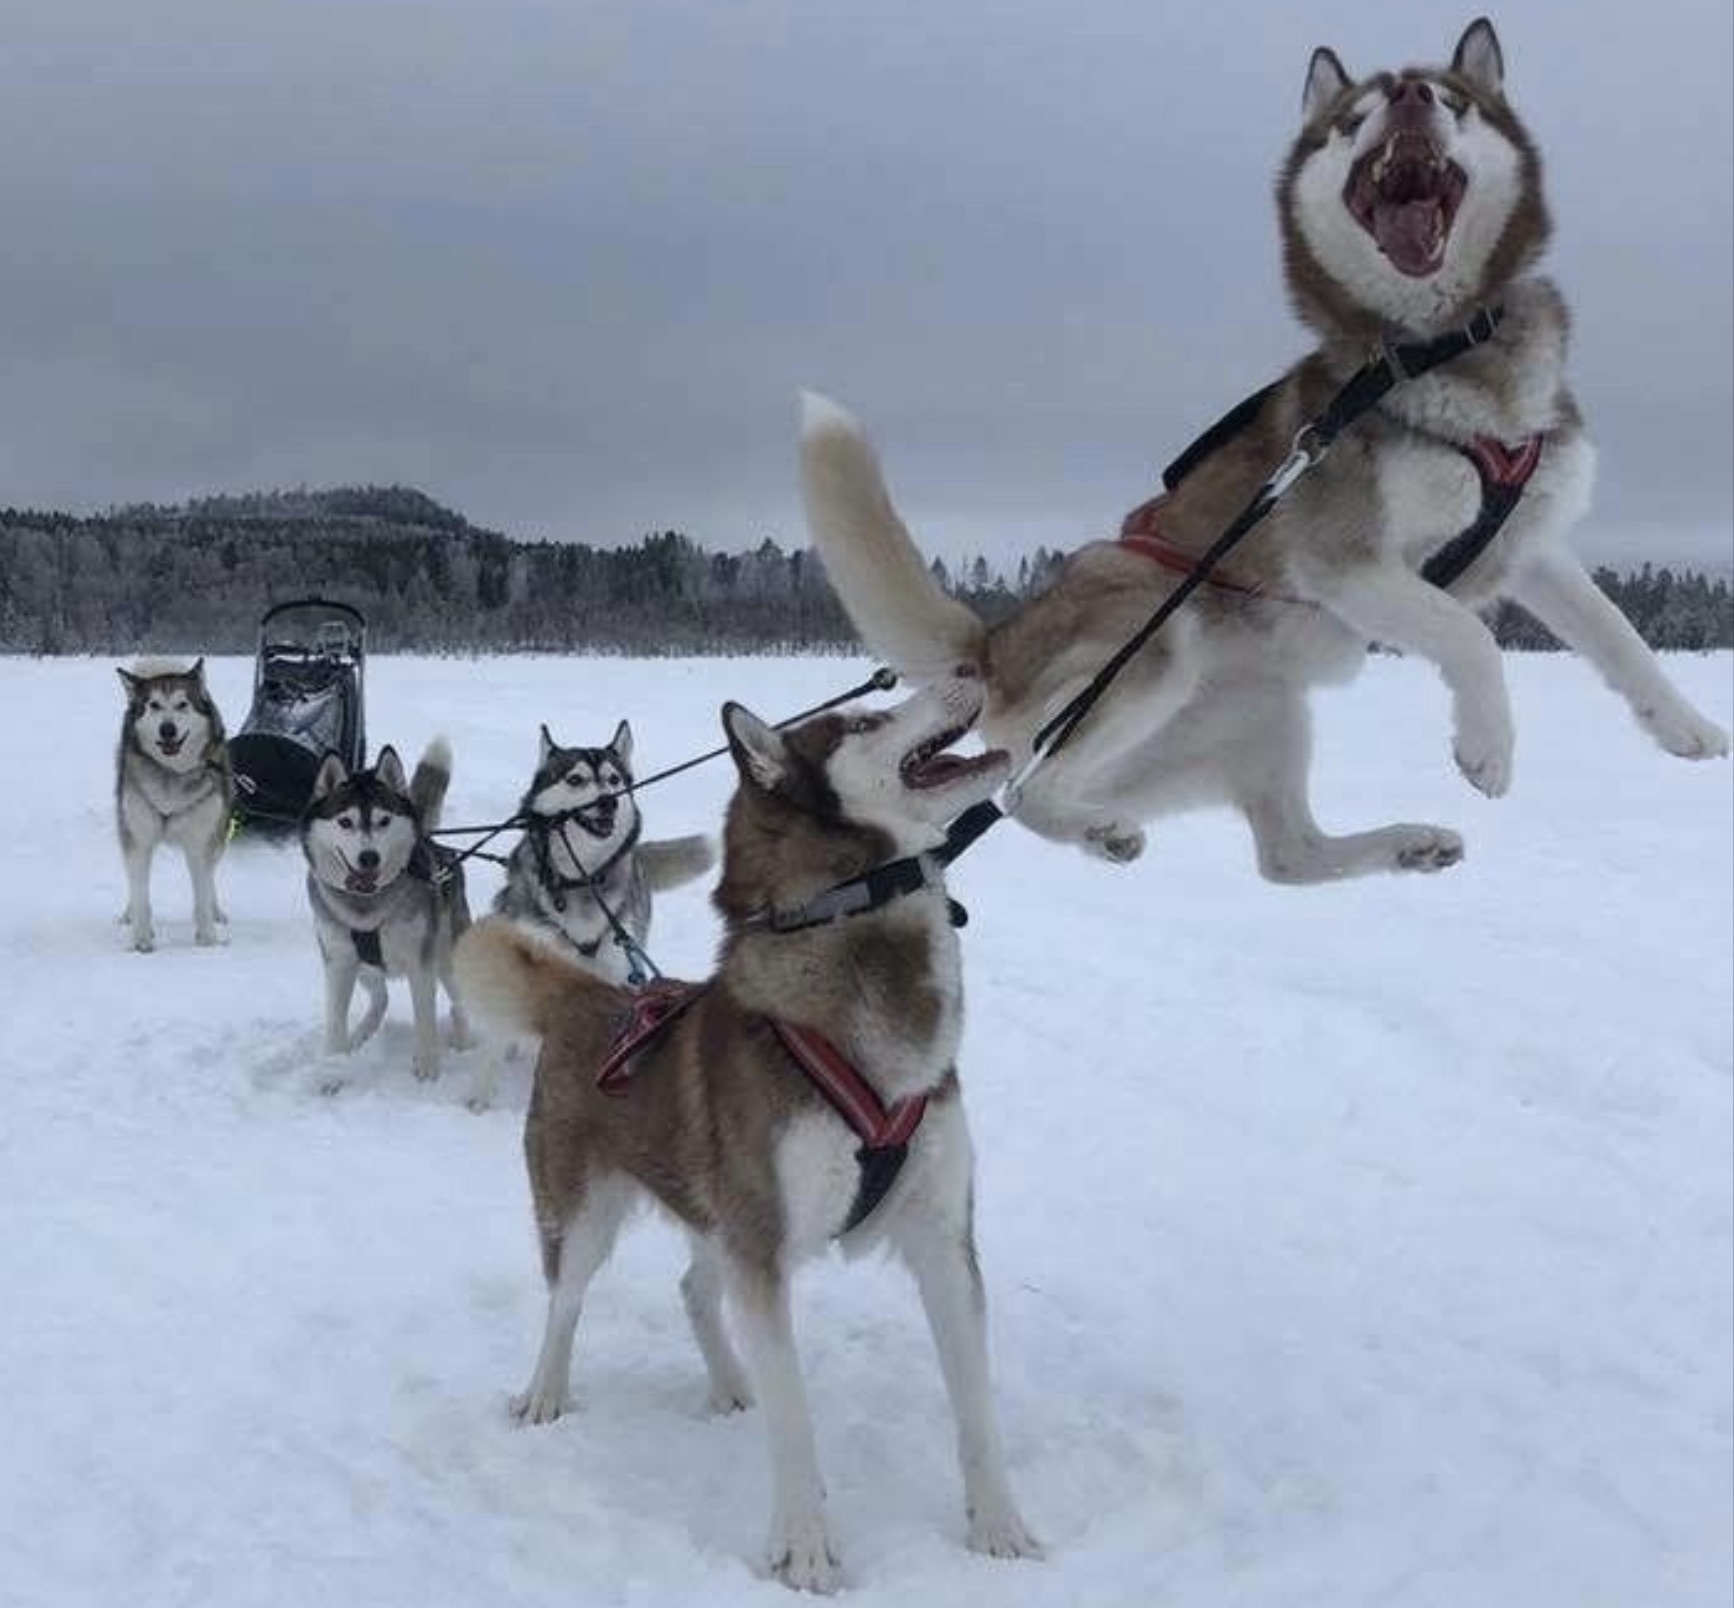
(801, 18, 1727, 883)
(493, 720, 714, 978)
(456, 681, 1037, 1591)
(115, 657, 233, 951)
(302, 739, 472, 1089)
(466, 720, 713, 1111)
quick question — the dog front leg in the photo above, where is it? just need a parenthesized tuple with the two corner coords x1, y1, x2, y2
(322, 950, 360, 1057)
(122, 839, 156, 953)
(726, 1259, 838, 1593)
(1511, 550, 1729, 760)
(186, 844, 222, 947)
(1322, 564, 1514, 795)
(407, 965, 441, 1080)
(898, 1217, 1041, 1561)
(680, 1236, 753, 1414)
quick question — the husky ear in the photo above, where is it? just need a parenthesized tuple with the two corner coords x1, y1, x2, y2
(1451, 17, 1504, 97)
(312, 752, 348, 802)
(722, 702, 788, 793)
(117, 667, 144, 699)
(1302, 45, 1352, 124)
(188, 656, 207, 688)
(611, 720, 634, 767)
(538, 723, 557, 763)
(374, 744, 407, 794)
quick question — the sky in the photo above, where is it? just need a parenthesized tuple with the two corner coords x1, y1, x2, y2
(1, 0, 1730, 569)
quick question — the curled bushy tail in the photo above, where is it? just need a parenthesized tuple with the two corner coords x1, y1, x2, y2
(454, 916, 619, 1038)
(800, 393, 987, 682)
(638, 834, 715, 894)
(411, 737, 453, 833)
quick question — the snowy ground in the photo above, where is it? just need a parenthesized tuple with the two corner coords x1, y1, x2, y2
(1, 651, 1729, 1608)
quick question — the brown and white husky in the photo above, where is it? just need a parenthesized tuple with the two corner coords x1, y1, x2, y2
(455, 681, 1039, 1592)
(800, 18, 1727, 884)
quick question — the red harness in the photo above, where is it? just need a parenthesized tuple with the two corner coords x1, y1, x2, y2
(1119, 434, 1546, 595)
(595, 981, 928, 1231)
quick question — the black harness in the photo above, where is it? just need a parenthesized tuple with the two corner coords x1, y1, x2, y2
(1153, 313, 1546, 596)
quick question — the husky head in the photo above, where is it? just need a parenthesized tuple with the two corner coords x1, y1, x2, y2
(522, 720, 643, 875)
(118, 658, 222, 775)
(302, 745, 422, 898)
(1277, 17, 1549, 339)
(715, 680, 1009, 920)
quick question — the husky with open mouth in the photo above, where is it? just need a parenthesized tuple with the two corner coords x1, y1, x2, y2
(493, 720, 713, 979)
(455, 682, 1039, 1592)
(464, 720, 714, 1110)
(801, 18, 1727, 883)
(115, 657, 233, 952)
(301, 739, 472, 1090)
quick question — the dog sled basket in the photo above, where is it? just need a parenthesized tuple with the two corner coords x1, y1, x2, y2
(229, 598, 367, 835)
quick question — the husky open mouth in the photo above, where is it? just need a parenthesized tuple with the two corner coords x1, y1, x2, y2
(899, 724, 1009, 791)
(1346, 130, 1467, 277)
(344, 866, 381, 894)
(156, 733, 186, 758)
(567, 798, 620, 838)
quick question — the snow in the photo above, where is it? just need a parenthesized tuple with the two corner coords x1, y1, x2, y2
(1, 650, 1729, 1608)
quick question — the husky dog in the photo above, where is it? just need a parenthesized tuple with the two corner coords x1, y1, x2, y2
(302, 739, 472, 1088)
(801, 18, 1727, 883)
(115, 657, 233, 952)
(456, 683, 1039, 1592)
(494, 720, 714, 978)
(467, 721, 714, 1112)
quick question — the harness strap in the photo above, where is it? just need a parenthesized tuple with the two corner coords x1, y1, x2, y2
(1119, 501, 1267, 597)
(592, 982, 928, 1234)
(1423, 435, 1546, 590)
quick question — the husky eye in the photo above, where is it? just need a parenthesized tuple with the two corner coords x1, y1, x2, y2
(846, 716, 879, 735)
(602, 768, 622, 788)
(338, 816, 356, 832)
(565, 770, 588, 788)
(1337, 112, 1365, 137)
(172, 697, 189, 712)
(374, 813, 392, 829)
(1440, 89, 1468, 118)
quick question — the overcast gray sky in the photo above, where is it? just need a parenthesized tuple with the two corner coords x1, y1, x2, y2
(2, 0, 1729, 569)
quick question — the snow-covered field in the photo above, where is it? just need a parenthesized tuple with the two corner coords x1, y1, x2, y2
(1, 651, 1729, 1608)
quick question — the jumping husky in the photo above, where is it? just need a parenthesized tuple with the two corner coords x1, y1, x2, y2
(456, 682, 1039, 1592)
(302, 739, 473, 1089)
(801, 18, 1727, 883)
(493, 720, 714, 978)
(115, 657, 233, 952)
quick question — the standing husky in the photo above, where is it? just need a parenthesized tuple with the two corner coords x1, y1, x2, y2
(302, 739, 472, 1088)
(467, 720, 714, 1111)
(456, 683, 1039, 1592)
(115, 657, 232, 952)
(493, 720, 714, 979)
(801, 18, 1727, 882)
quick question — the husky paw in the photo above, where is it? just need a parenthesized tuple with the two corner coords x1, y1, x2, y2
(411, 1053, 441, 1083)
(705, 1375, 754, 1416)
(319, 1074, 348, 1097)
(766, 1515, 840, 1595)
(465, 1091, 493, 1115)
(510, 1386, 568, 1426)
(447, 1018, 476, 1052)
(1638, 703, 1730, 761)
(1453, 722, 1513, 798)
(1084, 824, 1146, 864)
(966, 1503, 1044, 1561)
(130, 931, 156, 954)
(194, 926, 224, 948)
(1389, 825, 1465, 873)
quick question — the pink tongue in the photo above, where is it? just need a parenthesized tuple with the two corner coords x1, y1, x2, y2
(1373, 199, 1444, 275)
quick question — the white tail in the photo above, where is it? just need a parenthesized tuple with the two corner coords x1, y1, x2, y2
(410, 736, 453, 833)
(453, 917, 618, 1038)
(800, 393, 987, 682)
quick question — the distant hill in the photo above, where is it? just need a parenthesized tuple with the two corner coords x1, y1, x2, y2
(0, 485, 1727, 655)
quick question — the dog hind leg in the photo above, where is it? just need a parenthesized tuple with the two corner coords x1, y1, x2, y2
(680, 1236, 753, 1414)
(1225, 689, 1465, 881)
(512, 1176, 631, 1425)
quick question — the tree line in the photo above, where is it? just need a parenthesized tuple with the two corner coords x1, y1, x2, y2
(0, 485, 1727, 655)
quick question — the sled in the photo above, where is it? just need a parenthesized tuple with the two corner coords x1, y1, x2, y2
(228, 598, 367, 836)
